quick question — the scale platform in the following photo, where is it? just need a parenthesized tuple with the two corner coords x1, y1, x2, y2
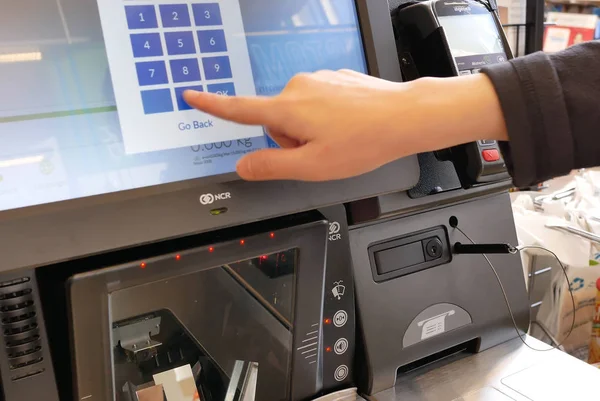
(320, 336, 600, 401)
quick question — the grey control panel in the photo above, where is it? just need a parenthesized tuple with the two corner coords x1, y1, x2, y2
(368, 226, 451, 282)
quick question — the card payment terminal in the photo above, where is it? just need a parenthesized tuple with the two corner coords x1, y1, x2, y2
(393, 0, 512, 188)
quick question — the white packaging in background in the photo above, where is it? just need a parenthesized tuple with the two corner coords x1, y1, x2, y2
(511, 171, 600, 358)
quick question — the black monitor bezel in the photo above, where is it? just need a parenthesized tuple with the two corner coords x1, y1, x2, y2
(0, 0, 419, 273)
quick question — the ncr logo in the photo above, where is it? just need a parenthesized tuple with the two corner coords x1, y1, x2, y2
(328, 222, 342, 242)
(199, 192, 231, 205)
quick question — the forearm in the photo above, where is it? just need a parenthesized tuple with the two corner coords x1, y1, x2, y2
(388, 73, 508, 156)
(483, 41, 600, 187)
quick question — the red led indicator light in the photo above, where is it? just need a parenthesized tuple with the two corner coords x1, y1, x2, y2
(140, 262, 147, 269)
(261, 255, 268, 260)
(175, 254, 181, 261)
(326, 346, 332, 353)
(209, 247, 214, 253)
(324, 318, 332, 325)
(269, 232, 275, 239)
(240, 240, 245, 245)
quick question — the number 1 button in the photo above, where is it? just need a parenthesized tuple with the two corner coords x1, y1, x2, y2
(192, 3, 222, 26)
(125, 5, 158, 29)
(159, 4, 191, 28)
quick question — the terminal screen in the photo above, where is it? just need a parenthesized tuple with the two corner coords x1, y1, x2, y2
(0, 0, 367, 212)
(438, 13, 506, 70)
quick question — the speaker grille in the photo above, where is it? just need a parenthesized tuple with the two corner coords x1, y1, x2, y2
(0, 277, 45, 379)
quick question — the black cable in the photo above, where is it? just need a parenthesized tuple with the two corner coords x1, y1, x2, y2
(454, 226, 576, 352)
(473, 0, 493, 12)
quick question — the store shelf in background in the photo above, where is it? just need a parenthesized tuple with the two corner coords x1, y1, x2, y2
(543, 12, 599, 52)
(547, 0, 600, 5)
(498, 0, 527, 56)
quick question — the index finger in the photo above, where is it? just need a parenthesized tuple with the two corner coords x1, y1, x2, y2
(183, 90, 279, 126)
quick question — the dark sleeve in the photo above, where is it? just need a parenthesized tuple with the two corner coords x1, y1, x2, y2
(481, 40, 600, 187)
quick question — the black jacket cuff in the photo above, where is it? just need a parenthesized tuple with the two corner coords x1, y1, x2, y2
(482, 52, 573, 187)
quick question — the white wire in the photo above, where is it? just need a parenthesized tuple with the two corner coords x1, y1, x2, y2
(455, 227, 576, 352)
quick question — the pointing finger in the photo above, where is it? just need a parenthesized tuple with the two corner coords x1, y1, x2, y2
(183, 90, 279, 126)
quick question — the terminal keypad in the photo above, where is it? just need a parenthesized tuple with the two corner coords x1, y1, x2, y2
(124, 3, 235, 114)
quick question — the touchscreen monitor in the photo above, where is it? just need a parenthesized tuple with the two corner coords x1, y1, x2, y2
(0, 0, 367, 212)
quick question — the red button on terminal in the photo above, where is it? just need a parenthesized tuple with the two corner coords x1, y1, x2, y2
(482, 149, 500, 162)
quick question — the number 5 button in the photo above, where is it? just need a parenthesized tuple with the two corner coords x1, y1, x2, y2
(192, 3, 222, 26)
(165, 32, 196, 55)
(197, 30, 227, 53)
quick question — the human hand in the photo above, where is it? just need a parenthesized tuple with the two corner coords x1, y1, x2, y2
(184, 70, 506, 181)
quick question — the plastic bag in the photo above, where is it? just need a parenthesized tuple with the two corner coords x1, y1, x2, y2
(511, 171, 600, 358)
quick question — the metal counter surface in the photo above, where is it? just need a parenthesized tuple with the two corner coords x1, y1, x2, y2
(363, 336, 600, 401)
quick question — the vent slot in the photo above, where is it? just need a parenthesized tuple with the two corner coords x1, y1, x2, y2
(0, 277, 45, 378)
(0, 299, 34, 313)
(4, 322, 38, 336)
(2, 310, 36, 325)
(0, 277, 30, 289)
(6, 339, 42, 359)
(11, 368, 45, 382)
(0, 288, 32, 301)
(8, 349, 44, 370)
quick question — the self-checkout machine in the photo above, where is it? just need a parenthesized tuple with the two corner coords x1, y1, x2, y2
(0, 1, 422, 401)
(341, 0, 600, 400)
(0, 0, 599, 400)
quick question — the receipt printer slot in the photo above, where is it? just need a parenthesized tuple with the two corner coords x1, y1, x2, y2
(369, 227, 450, 282)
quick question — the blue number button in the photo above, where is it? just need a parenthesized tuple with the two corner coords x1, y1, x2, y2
(192, 3, 222, 26)
(125, 5, 158, 29)
(165, 31, 196, 55)
(130, 33, 163, 58)
(207, 82, 235, 96)
(159, 4, 191, 27)
(202, 56, 232, 80)
(170, 59, 201, 83)
(197, 30, 227, 53)
(135, 61, 169, 86)
(175, 86, 204, 110)
(141, 89, 174, 114)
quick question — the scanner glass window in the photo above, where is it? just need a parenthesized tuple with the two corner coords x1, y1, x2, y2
(109, 249, 298, 401)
